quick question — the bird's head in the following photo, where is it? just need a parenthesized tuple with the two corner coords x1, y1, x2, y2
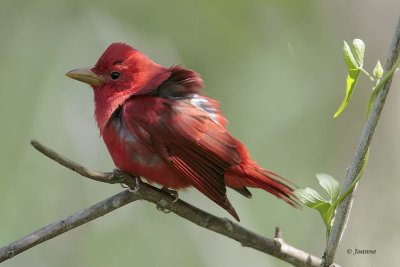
(66, 42, 168, 94)
(66, 43, 170, 130)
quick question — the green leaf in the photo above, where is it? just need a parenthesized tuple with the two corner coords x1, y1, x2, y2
(317, 203, 333, 228)
(295, 151, 371, 237)
(294, 187, 326, 207)
(351, 39, 365, 67)
(333, 68, 361, 118)
(333, 40, 363, 118)
(296, 151, 370, 238)
(373, 60, 383, 79)
(342, 41, 358, 69)
(316, 173, 340, 201)
(294, 188, 332, 227)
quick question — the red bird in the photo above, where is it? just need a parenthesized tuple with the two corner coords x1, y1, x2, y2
(66, 43, 298, 221)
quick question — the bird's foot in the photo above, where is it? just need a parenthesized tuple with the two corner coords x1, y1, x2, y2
(156, 187, 178, 214)
(131, 176, 142, 192)
(161, 187, 179, 202)
(123, 176, 142, 192)
(113, 169, 142, 192)
(156, 199, 171, 214)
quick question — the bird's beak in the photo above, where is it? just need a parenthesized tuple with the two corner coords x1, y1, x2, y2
(66, 68, 103, 86)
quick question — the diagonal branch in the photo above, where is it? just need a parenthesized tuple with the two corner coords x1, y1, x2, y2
(322, 16, 400, 267)
(0, 140, 331, 267)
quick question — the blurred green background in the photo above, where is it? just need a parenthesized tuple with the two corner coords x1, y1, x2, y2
(1, 0, 399, 266)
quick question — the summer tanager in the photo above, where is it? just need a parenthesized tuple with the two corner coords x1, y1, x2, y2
(66, 43, 298, 221)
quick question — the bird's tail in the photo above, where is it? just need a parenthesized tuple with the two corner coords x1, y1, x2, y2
(226, 162, 300, 208)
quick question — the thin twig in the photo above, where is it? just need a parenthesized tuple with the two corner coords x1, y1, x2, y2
(322, 16, 400, 267)
(0, 140, 331, 267)
(31, 140, 123, 184)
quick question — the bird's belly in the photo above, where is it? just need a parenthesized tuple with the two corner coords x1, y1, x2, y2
(102, 117, 190, 189)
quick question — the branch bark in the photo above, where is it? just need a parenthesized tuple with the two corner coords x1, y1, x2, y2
(322, 17, 400, 267)
(0, 140, 329, 267)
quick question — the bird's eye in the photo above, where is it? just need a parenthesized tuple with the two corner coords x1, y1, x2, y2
(110, 72, 121, 80)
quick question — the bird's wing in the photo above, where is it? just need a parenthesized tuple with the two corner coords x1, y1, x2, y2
(122, 95, 241, 220)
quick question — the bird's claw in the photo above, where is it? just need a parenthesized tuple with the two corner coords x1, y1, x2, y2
(156, 199, 171, 214)
(121, 176, 142, 192)
(114, 169, 142, 192)
(161, 187, 179, 202)
(130, 176, 142, 192)
(155, 187, 178, 214)
(120, 183, 129, 189)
